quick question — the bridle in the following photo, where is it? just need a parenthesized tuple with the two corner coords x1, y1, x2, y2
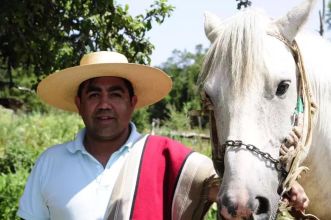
(200, 84, 289, 182)
(200, 32, 318, 219)
(208, 111, 288, 178)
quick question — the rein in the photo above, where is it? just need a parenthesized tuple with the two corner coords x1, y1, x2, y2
(270, 33, 318, 220)
(269, 33, 317, 192)
(199, 33, 318, 219)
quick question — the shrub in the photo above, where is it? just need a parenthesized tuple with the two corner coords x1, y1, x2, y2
(162, 105, 190, 130)
(0, 169, 29, 220)
(0, 107, 84, 219)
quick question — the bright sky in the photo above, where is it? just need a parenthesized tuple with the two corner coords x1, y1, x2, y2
(120, 0, 329, 66)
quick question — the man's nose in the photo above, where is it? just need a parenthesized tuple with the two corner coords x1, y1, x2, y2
(98, 94, 112, 109)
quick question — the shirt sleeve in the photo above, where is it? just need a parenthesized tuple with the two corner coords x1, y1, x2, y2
(17, 155, 50, 220)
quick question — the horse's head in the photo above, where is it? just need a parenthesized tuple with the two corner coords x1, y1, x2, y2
(200, 0, 317, 219)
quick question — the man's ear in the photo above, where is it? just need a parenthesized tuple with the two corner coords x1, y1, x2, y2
(75, 96, 81, 112)
(131, 95, 138, 108)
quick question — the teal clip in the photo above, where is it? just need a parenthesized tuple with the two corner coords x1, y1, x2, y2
(295, 96, 304, 114)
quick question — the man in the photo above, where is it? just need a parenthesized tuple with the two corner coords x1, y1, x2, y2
(17, 51, 308, 220)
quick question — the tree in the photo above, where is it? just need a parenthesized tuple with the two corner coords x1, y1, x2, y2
(236, 0, 252, 10)
(0, 0, 174, 89)
(148, 45, 207, 122)
(326, 0, 331, 31)
(162, 45, 206, 111)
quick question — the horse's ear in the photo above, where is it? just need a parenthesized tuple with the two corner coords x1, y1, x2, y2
(274, 0, 317, 42)
(204, 11, 222, 43)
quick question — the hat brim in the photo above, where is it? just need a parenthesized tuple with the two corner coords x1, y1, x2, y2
(37, 63, 172, 112)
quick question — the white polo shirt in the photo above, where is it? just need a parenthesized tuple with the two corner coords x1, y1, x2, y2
(17, 123, 141, 220)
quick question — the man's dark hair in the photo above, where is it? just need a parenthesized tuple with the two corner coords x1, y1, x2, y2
(77, 77, 135, 98)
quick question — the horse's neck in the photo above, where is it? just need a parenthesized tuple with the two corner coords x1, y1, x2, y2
(297, 34, 331, 214)
(297, 32, 331, 164)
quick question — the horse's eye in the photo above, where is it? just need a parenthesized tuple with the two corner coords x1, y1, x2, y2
(276, 81, 290, 96)
(201, 92, 214, 110)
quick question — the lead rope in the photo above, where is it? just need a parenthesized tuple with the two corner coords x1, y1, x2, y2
(279, 40, 317, 193)
(268, 35, 318, 220)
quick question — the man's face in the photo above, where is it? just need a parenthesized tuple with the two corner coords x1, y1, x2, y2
(75, 76, 137, 141)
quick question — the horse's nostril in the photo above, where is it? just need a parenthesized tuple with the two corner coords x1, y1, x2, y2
(255, 196, 270, 214)
(221, 194, 237, 216)
(220, 193, 272, 218)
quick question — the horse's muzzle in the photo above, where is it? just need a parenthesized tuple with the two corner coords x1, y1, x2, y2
(218, 193, 271, 220)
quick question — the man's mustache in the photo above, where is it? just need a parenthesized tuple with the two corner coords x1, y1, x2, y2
(94, 109, 115, 118)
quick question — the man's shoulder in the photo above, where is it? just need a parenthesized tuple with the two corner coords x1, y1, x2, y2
(146, 135, 208, 164)
(38, 140, 76, 161)
(147, 135, 186, 147)
(149, 135, 214, 168)
(27, 140, 77, 180)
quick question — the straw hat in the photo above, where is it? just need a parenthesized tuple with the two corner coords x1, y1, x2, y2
(37, 51, 172, 112)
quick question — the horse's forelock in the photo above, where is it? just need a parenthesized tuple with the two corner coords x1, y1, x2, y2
(200, 9, 270, 94)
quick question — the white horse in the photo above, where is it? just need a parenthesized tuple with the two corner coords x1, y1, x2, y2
(199, 0, 331, 219)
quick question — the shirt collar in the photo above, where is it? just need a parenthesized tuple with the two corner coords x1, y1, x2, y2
(123, 122, 141, 152)
(67, 122, 141, 154)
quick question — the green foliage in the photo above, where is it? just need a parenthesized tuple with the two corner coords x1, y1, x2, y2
(147, 98, 170, 121)
(327, 0, 331, 29)
(205, 203, 219, 220)
(0, 169, 29, 220)
(0, 107, 84, 219)
(161, 45, 206, 111)
(0, 0, 174, 93)
(132, 108, 150, 132)
(0, 68, 50, 112)
(162, 105, 190, 131)
(0, 107, 84, 174)
(0, 109, 84, 153)
(148, 45, 208, 124)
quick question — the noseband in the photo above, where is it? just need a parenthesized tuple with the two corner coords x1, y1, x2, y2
(204, 94, 288, 179)
(225, 140, 286, 174)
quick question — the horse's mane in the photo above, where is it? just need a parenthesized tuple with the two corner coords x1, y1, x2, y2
(199, 9, 270, 93)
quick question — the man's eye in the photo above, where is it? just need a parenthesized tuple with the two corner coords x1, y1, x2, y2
(110, 92, 122, 98)
(88, 93, 99, 98)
